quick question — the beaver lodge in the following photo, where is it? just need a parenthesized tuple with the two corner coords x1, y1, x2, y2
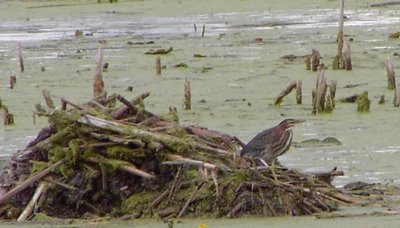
(0, 86, 368, 221)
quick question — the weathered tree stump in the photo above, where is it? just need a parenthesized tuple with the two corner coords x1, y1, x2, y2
(341, 39, 352, 70)
(156, 57, 161, 75)
(274, 80, 302, 105)
(394, 83, 400, 107)
(333, 0, 352, 70)
(311, 49, 321, 71)
(18, 42, 24, 72)
(384, 57, 396, 90)
(183, 78, 191, 110)
(93, 44, 105, 99)
(312, 68, 336, 114)
(2, 105, 14, 125)
(9, 76, 16, 89)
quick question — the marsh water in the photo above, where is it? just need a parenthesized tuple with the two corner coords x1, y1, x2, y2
(1, 0, 400, 226)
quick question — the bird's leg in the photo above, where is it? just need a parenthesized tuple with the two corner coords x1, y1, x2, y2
(256, 158, 279, 183)
(270, 160, 279, 184)
(257, 158, 269, 167)
(250, 157, 258, 170)
(250, 157, 263, 178)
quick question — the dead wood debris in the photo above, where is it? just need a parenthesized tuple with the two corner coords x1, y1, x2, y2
(0, 91, 364, 220)
(274, 80, 302, 105)
(371, 1, 400, 7)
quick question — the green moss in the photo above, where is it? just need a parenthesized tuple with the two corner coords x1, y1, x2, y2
(159, 107, 179, 123)
(105, 145, 144, 160)
(69, 138, 82, 164)
(57, 163, 75, 178)
(332, 55, 340, 70)
(222, 169, 248, 185)
(46, 145, 76, 178)
(31, 161, 50, 174)
(184, 169, 199, 180)
(31, 212, 62, 222)
(84, 107, 113, 120)
(356, 91, 370, 112)
(94, 157, 133, 172)
(120, 191, 158, 216)
(378, 95, 385, 104)
(49, 110, 81, 131)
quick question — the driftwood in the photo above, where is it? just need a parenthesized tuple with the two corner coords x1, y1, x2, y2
(274, 80, 302, 105)
(145, 47, 173, 55)
(42, 89, 55, 109)
(112, 92, 151, 120)
(163, 154, 222, 171)
(86, 156, 155, 179)
(0, 160, 65, 204)
(17, 181, 49, 222)
(371, 1, 400, 7)
(177, 182, 205, 218)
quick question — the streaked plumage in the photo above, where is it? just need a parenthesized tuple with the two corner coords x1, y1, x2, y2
(240, 119, 305, 165)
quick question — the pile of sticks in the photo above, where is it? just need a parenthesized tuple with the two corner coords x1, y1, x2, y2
(0, 90, 361, 220)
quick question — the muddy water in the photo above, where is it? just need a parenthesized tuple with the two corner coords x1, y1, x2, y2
(0, 0, 400, 224)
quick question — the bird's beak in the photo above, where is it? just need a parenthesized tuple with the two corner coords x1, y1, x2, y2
(293, 119, 306, 124)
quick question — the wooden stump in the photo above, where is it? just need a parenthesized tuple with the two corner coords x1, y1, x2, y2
(18, 43, 24, 72)
(312, 68, 336, 114)
(311, 49, 321, 71)
(93, 44, 105, 99)
(274, 80, 302, 105)
(384, 57, 396, 90)
(394, 83, 400, 107)
(156, 57, 161, 75)
(342, 39, 352, 70)
(3, 106, 14, 125)
(183, 78, 191, 110)
(9, 76, 16, 89)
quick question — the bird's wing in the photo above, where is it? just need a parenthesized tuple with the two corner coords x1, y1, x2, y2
(240, 129, 272, 156)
